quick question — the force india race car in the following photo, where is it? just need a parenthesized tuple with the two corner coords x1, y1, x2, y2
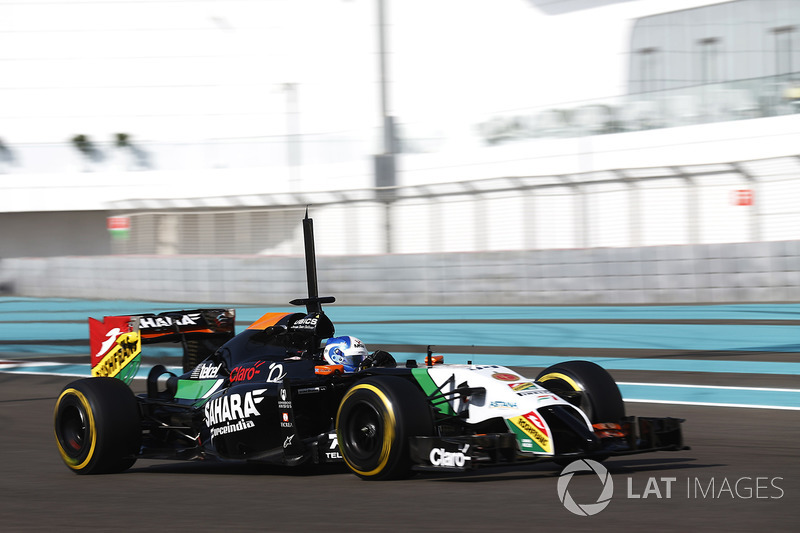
(54, 214, 687, 480)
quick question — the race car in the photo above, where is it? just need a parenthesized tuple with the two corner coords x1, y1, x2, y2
(54, 213, 686, 480)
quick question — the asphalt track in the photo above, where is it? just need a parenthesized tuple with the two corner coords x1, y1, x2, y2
(2, 373, 797, 532)
(1, 298, 799, 531)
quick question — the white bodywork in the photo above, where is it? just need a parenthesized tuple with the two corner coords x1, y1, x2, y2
(422, 364, 593, 455)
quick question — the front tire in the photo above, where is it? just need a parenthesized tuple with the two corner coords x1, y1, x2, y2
(54, 377, 141, 474)
(535, 360, 625, 424)
(336, 376, 433, 480)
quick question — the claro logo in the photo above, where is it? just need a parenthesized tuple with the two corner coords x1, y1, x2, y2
(429, 445, 471, 468)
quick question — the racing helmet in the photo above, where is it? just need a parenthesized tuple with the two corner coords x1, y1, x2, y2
(323, 336, 368, 372)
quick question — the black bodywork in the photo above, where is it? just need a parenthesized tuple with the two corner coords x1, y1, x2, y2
(141, 311, 366, 465)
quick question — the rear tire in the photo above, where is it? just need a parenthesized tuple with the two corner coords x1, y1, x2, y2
(535, 360, 625, 424)
(336, 376, 433, 480)
(54, 377, 141, 474)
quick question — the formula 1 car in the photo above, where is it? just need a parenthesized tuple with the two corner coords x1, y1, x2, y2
(54, 213, 686, 480)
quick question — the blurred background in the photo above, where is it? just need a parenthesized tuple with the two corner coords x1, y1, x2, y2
(1, 0, 799, 305)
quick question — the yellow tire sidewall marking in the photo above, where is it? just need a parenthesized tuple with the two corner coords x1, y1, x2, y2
(538, 372, 582, 391)
(54, 388, 97, 471)
(336, 383, 397, 478)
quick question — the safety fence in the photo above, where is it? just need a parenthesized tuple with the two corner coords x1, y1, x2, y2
(105, 155, 800, 256)
(3, 153, 800, 304)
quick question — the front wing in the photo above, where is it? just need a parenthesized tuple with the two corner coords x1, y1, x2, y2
(409, 416, 686, 472)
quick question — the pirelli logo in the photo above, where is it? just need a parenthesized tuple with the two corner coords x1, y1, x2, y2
(91, 331, 141, 378)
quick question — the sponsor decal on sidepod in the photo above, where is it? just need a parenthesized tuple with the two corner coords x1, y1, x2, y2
(204, 388, 266, 439)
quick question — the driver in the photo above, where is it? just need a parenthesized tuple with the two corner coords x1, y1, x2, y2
(322, 336, 396, 372)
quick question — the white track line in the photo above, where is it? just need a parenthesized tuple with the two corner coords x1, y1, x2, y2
(618, 381, 800, 393)
(624, 398, 800, 411)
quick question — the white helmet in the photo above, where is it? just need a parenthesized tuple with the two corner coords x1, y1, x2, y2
(323, 336, 368, 373)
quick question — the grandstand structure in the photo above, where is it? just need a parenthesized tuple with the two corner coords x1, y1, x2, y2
(1, 0, 799, 304)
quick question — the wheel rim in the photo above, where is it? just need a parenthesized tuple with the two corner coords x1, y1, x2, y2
(342, 400, 384, 462)
(54, 388, 97, 469)
(337, 382, 400, 478)
(58, 403, 88, 458)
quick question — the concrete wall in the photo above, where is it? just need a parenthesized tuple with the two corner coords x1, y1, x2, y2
(3, 240, 798, 305)
(0, 211, 111, 258)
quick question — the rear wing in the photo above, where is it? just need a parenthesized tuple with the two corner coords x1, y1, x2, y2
(136, 309, 235, 344)
(89, 308, 235, 383)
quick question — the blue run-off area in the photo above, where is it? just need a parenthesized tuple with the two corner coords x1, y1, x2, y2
(2, 298, 800, 409)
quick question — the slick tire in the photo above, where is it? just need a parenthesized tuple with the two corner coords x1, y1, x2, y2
(54, 377, 141, 474)
(336, 376, 433, 481)
(535, 360, 625, 424)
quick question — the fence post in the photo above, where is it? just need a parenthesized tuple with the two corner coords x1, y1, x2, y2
(617, 170, 641, 247)
(674, 166, 699, 244)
